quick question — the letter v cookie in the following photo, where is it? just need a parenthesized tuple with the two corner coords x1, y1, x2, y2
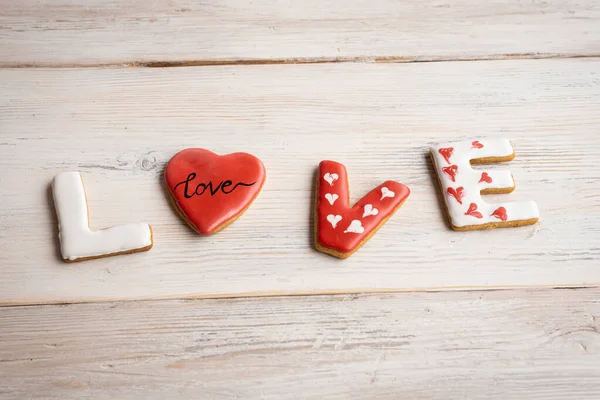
(430, 139, 539, 231)
(52, 172, 153, 262)
(315, 160, 410, 259)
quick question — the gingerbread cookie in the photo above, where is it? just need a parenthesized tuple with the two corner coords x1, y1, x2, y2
(52, 172, 153, 262)
(430, 139, 539, 231)
(165, 148, 266, 235)
(315, 160, 410, 259)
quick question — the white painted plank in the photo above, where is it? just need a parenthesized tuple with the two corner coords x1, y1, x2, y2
(1, 289, 599, 399)
(0, 0, 599, 66)
(0, 59, 599, 305)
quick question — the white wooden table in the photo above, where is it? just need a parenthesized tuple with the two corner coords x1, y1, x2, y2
(1, 1, 599, 398)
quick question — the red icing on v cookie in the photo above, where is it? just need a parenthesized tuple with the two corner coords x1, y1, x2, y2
(165, 148, 266, 235)
(315, 160, 410, 259)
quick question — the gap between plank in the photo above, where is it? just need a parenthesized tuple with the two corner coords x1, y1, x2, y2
(2, 53, 599, 69)
(0, 285, 597, 308)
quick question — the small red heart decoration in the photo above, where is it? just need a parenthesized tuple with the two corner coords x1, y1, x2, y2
(165, 148, 266, 235)
(438, 147, 454, 164)
(472, 141, 484, 149)
(442, 165, 459, 182)
(479, 172, 492, 183)
(491, 206, 508, 221)
(447, 186, 465, 205)
(464, 203, 483, 219)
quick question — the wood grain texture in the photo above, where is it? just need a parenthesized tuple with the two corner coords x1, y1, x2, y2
(1, 59, 599, 305)
(0, 0, 599, 66)
(1, 289, 599, 399)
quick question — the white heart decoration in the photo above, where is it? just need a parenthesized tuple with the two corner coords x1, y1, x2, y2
(326, 214, 342, 229)
(344, 220, 364, 234)
(324, 173, 339, 186)
(362, 204, 379, 218)
(380, 187, 396, 201)
(325, 193, 339, 206)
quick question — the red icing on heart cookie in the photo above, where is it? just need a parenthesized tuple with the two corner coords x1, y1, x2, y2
(464, 203, 483, 219)
(479, 172, 492, 183)
(491, 207, 508, 221)
(165, 148, 266, 235)
(472, 140, 484, 149)
(447, 187, 465, 205)
(316, 160, 410, 257)
(438, 147, 454, 164)
(442, 165, 458, 182)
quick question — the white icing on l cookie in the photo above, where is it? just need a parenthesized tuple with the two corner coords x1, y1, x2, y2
(430, 139, 539, 230)
(52, 172, 153, 262)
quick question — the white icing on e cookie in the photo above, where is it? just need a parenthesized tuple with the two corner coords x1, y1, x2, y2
(52, 172, 153, 261)
(431, 139, 539, 229)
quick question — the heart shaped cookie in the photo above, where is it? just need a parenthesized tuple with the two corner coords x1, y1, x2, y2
(165, 148, 266, 235)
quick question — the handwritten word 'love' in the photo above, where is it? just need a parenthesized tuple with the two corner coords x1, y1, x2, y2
(173, 172, 257, 199)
